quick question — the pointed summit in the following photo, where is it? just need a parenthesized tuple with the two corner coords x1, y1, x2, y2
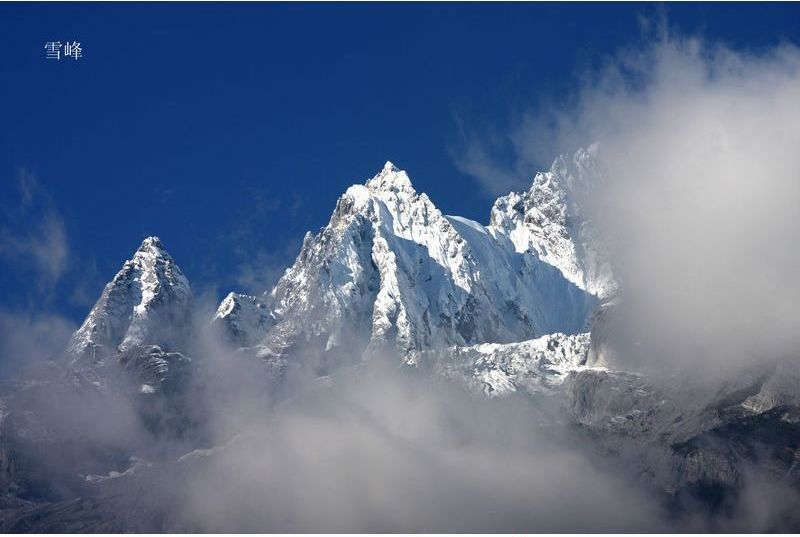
(489, 147, 616, 298)
(140, 235, 163, 248)
(365, 160, 414, 193)
(68, 236, 191, 363)
(136, 236, 167, 255)
(132, 236, 180, 266)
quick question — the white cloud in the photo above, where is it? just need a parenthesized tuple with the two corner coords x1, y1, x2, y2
(0, 170, 70, 293)
(457, 29, 800, 376)
(576, 36, 800, 374)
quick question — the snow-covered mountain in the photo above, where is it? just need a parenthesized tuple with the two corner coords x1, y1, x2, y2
(489, 144, 616, 299)
(65, 152, 614, 389)
(67, 237, 192, 389)
(3, 150, 799, 532)
(214, 159, 600, 368)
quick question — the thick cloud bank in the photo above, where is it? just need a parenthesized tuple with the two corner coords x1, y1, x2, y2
(463, 32, 800, 376)
(171, 363, 665, 532)
(580, 37, 800, 374)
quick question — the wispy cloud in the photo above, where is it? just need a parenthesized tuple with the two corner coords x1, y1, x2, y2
(233, 239, 301, 296)
(0, 169, 70, 296)
(450, 114, 532, 196)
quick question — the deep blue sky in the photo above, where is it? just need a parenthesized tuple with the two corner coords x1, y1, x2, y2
(1, 2, 798, 323)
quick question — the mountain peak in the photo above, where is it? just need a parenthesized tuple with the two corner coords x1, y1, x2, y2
(68, 236, 192, 363)
(489, 147, 615, 298)
(545, 144, 600, 191)
(365, 161, 414, 193)
(135, 236, 171, 259)
(140, 235, 163, 248)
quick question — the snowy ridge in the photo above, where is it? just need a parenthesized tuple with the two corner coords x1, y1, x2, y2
(490, 145, 616, 298)
(216, 160, 596, 365)
(425, 332, 593, 397)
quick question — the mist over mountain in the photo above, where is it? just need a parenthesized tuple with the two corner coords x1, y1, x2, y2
(0, 135, 798, 532)
(0, 13, 798, 529)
